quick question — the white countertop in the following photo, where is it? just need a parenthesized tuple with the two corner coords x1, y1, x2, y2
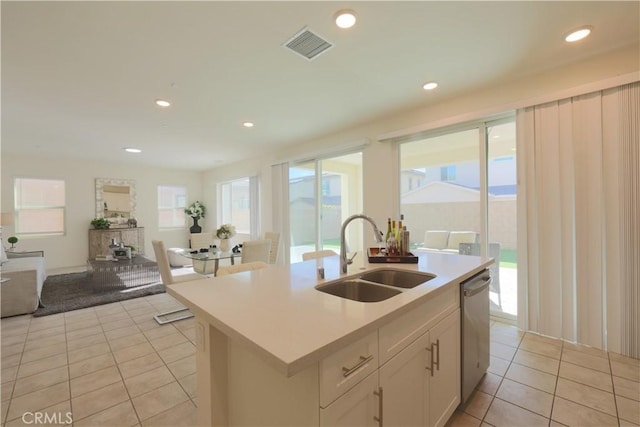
(167, 250, 493, 377)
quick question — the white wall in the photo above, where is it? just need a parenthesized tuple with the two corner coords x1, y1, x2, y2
(1, 155, 202, 273)
(203, 45, 639, 252)
(2, 44, 637, 272)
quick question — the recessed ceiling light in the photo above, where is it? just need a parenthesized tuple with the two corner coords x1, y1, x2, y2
(422, 81, 438, 90)
(242, 122, 254, 128)
(565, 26, 592, 42)
(124, 148, 142, 153)
(334, 9, 356, 29)
(155, 99, 171, 107)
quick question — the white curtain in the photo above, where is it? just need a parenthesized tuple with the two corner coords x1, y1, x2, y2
(271, 162, 290, 265)
(517, 81, 639, 357)
(249, 176, 259, 240)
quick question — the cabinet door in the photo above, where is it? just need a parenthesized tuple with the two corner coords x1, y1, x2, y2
(428, 309, 461, 427)
(379, 332, 429, 427)
(320, 371, 379, 427)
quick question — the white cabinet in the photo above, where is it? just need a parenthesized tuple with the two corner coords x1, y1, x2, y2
(379, 285, 459, 365)
(378, 307, 461, 427)
(379, 332, 430, 426)
(223, 283, 462, 427)
(321, 371, 380, 427)
(323, 289, 461, 427)
(320, 331, 378, 408)
(428, 309, 461, 427)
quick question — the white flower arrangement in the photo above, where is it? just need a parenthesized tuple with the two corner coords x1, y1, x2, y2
(216, 224, 236, 239)
(185, 201, 206, 220)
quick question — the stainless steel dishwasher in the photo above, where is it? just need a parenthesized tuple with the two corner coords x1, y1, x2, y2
(460, 268, 491, 404)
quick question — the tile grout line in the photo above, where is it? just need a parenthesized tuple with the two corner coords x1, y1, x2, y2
(606, 349, 622, 425)
(2, 317, 31, 427)
(100, 301, 143, 427)
(547, 336, 564, 426)
(95, 300, 195, 425)
(60, 303, 126, 425)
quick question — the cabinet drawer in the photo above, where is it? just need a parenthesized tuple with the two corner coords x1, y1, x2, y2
(319, 331, 378, 408)
(320, 371, 379, 427)
(379, 285, 459, 365)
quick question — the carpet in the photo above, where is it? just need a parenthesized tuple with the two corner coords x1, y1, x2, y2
(34, 268, 164, 317)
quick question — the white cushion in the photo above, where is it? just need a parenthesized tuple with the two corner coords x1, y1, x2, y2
(447, 231, 478, 250)
(423, 231, 449, 250)
(167, 248, 192, 267)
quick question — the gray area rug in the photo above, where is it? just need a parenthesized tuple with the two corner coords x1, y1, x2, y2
(34, 269, 164, 317)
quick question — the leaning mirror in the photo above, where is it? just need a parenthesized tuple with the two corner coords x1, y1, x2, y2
(95, 178, 137, 225)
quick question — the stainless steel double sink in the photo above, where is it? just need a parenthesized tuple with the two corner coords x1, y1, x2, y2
(315, 269, 436, 302)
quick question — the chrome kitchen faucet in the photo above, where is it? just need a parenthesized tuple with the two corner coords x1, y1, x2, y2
(340, 214, 384, 273)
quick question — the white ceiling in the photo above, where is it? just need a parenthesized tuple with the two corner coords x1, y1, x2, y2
(2, 1, 638, 171)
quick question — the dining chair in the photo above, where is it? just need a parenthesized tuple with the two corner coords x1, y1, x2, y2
(190, 232, 215, 250)
(241, 239, 271, 264)
(264, 232, 280, 264)
(152, 240, 204, 324)
(216, 261, 268, 276)
(302, 249, 339, 261)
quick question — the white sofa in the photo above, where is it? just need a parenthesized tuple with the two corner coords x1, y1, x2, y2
(1, 254, 47, 317)
(418, 230, 479, 253)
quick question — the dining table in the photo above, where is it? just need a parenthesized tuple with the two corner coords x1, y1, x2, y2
(174, 247, 241, 276)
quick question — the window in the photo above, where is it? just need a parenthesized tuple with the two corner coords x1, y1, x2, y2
(158, 185, 187, 228)
(219, 177, 258, 236)
(440, 165, 457, 182)
(14, 178, 65, 235)
(289, 152, 363, 263)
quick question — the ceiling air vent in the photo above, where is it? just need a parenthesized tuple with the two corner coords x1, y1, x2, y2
(284, 27, 333, 61)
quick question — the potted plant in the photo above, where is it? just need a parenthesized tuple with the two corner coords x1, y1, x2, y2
(91, 218, 111, 229)
(216, 224, 236, 252)
(185, 201, 206, 233)
(7, 236, 18, 249)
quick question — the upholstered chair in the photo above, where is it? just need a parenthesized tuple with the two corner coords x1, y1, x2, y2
(240, 240, 271, 264)
(215, 261, 268, 277)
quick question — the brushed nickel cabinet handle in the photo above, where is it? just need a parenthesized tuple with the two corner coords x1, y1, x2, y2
(342, 355, 373, 378)
(434, 339, 440, 371)
(373, 387, 383, 426)
(425, 343, 434, 376)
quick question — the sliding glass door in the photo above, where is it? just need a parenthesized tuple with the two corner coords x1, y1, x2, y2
(289, 152, 363, 263)
(486, 121, 517, 318)
(399, 118, 517, 321)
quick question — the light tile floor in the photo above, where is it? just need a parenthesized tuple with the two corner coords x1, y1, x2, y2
(2, 294, 639, 426)
(1, 293, 197, 426)
(449, 321, 640, 427)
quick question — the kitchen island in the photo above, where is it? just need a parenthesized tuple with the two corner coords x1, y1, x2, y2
(168, 250, 493, 426)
